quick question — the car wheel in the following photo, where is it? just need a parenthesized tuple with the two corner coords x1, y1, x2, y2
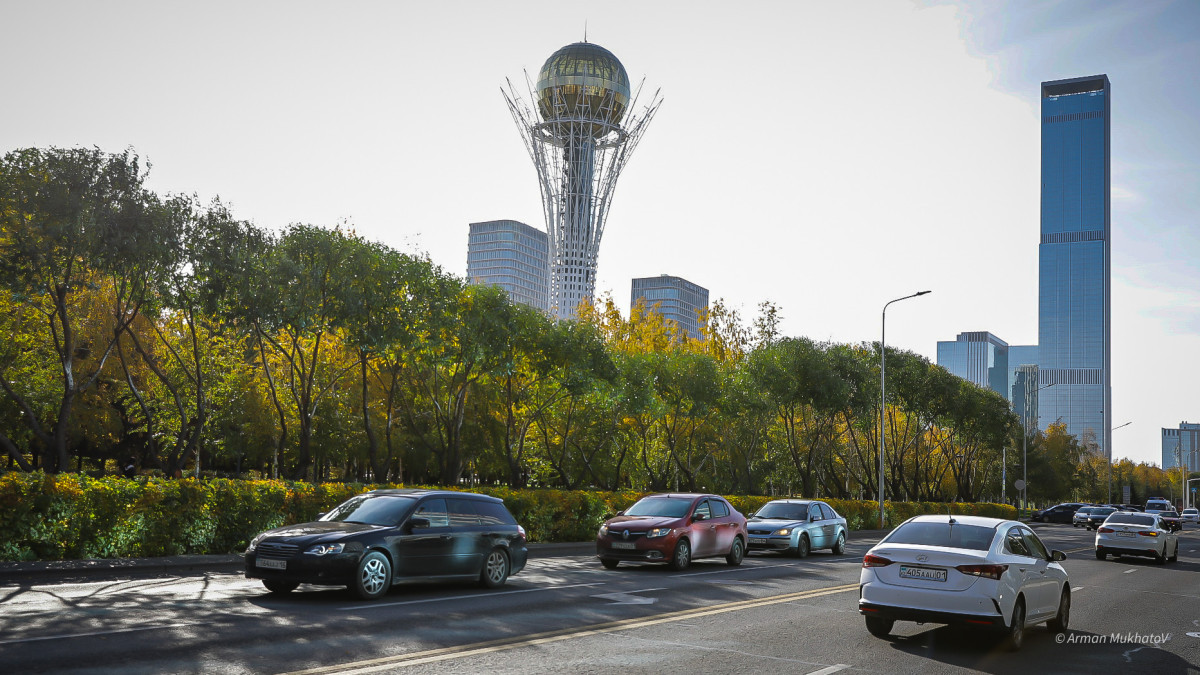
(1048, 588, 1070, 634)
(1168, 543, 1178, 563)
(1154, 544, 1167, 565)
(725, 537, 745, 566)
(600, 558, 620, 569)
(865, 615, 893, 638)
(351, 551, 391, 601)
(832, 531, 846, 555)
(669, 539, 691, 571)
(1095, 549, 1106, 561)
(263, 579, 298, 595)
(794, 534, 810, 558)
(480, 548, 510, 588)
(1005, 598, 1026, 652)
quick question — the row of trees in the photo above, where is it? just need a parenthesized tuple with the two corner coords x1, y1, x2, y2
(1, 147, 1186, 504)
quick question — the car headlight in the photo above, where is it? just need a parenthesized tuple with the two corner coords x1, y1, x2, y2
(646, 528, 672, 538)
(773, 528, 793, 536)
(247, 534, 266, 552)
(304, 543, 346, 556)
(599, 524, 609, 536)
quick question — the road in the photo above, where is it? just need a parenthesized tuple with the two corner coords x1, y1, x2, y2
(1, 525, 1197, 674)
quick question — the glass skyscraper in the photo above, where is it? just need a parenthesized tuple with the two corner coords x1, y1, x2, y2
(1008, 345, 1039, 428)
(936, 332, 1009, 396)
(1162, 422, 1200, 473)
(631, 275, 709, 340)
(466, 220, 550, 313)
(1037, 75, 1111, 457)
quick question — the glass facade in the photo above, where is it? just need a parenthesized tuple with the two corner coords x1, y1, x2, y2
(466, 220, 549, 313)
(1162, 423, 1200, 472)
(1008, 345, 1039, 426)
(631, 275, 710, 340)
(1038, 75, 1111, 457)
(936, 332, 1009, 396)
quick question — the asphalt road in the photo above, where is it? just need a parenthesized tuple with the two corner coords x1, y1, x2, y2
(1, 525, 1197, 674)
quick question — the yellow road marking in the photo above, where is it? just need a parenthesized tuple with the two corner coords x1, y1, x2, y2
(284, 583, 860, 674)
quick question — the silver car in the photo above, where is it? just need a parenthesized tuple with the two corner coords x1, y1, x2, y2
(745, 499, 848, 557)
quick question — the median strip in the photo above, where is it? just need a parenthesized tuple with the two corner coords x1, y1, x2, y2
(284, 583, 860, 674)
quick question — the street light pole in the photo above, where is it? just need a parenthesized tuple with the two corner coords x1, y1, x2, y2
(879, 290, 931, 529)
(1109, 421, 1132, 504)
(1022, 381, 1054, 515)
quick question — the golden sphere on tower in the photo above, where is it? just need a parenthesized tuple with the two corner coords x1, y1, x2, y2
(536, 42, 631, 133)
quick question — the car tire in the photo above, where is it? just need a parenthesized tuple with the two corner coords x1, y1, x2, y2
(480, 548, 510, 588)
(1168, 543, 1178, 563)
(263, 579, 298, 595)
(600, 558, 620, 569)
(669, 539, 691, 571)
(351, 551, 391, 601)
(794, 534, 810, 558)
(865, 616, 893, 638)
(1005, 598, 1026, 652)
(1095, 549, 1106, 561)
(1154, 544, 1167, 565)
(1048, 588, 1070, 634)
(725, 537, 745, 566)
(832, 531, 846, 555)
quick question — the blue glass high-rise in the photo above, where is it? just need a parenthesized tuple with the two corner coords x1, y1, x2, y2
(1037, 75, 1111, 458)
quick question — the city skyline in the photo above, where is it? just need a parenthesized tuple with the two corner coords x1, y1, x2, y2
(3, 1, 1199, 466)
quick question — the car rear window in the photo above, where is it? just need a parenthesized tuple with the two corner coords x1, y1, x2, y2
(1107, 513, 1154, 526)
(626, 497, 693, 518)
(475, 500, 518, 526)
(883, 522, 995, 551)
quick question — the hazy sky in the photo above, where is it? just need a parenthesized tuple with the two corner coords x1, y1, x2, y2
(3, 1, 1198, 467)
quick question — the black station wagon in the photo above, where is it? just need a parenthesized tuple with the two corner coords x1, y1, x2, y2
(244, 489, 528, 600)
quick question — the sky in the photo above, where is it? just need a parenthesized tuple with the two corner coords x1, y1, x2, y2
(2, 0, 1198, 467)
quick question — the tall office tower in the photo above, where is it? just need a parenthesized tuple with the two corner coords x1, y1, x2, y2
(1038, 75, 1111, 457)
(504, 42, 661, 319)
(631, 275, 709, 340)
(1008, 345, 1039, 424)
(466, 220, 550, 313)
(1162, 423, 1200, 473)
(936, 332, 1010, 396)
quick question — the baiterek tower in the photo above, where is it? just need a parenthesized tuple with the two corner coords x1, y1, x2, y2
(504, 42, 661, 319)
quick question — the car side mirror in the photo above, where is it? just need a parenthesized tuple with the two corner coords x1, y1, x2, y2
(693, 513, 709, 522)
(810, 515, 820, 522)
(409, 517, 431, 530)
(1050, 550, 1067, 561)
(616, 510, 625, 517)
(316, 512, 327, 519)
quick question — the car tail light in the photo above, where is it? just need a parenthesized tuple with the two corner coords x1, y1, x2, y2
(1097, 527, 1114, 533)
(517, 525, 527, 542)
(1138, 531, 1159, 537)
(955, 564, 1008, 580)
(862, 554, 893, 568)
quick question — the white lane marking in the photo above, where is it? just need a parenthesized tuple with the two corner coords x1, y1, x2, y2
(591, 587, 664, 605)
(1072, 586, 1084, 592)
(806, 666, 851, 675)
(0, 622, 193, 645)
(337, 582, 602, 610)
(1124, 569, 1137, 574)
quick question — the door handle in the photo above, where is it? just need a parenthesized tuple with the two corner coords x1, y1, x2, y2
(1019, 567, 1027, 572)
(440, 534, 452, 540)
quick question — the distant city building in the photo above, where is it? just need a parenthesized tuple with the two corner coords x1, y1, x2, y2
(936, 332, 1009, 396)
(1037, 75, 1112, 457)
(631, 275, 709, 340)
(1162, 422, 1200, 472)
(466, 220, 549, 313)
(1008, 345, 1039, 426)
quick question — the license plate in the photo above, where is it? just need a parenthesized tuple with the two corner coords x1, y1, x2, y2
(256, 558, 287, 570)
(1117, 532, 1136, 538)
(749, 537, 767, 544)
(611, 542, 636, 550)
(899, 565, 947, 582)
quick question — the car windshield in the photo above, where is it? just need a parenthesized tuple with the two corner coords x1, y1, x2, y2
(1091, 508, 1116, 516)
(320, 494, 416, 525)
(1184, 509, 1198, 515)
(753, 503, 809, 520)
(883, 521, 995, 551)
(1107, 513, 1154, 527)
(625, 497, 693, 518)
(1075, 508, 1093, 515)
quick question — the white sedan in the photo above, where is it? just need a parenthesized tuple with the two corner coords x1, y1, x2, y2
(859, 515, 1069, 651)
(1180, 508, 1198, 525)
(1095, 512, 1179, 563)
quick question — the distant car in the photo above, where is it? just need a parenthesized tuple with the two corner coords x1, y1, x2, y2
(1031, 503, 1085, 524)
(745, 499, 848, 557)
(1180, 508, 1199, 525)
(1095, 512, 1179, 564)
(1145, 498, 1172, 513)
(596, 493, 748, 570)
(1084, 507, 1118, 530)
(1159, 509, 1183, 532)
(859, 515, 1070, 652)
(245, 489, 528, 600)
(1071, 506, 1096, 527)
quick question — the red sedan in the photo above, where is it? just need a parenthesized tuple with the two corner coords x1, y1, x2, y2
(596, 493, 748, 570)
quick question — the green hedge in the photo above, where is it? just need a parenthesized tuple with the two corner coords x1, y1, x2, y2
(0, 472, 1017, 561)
